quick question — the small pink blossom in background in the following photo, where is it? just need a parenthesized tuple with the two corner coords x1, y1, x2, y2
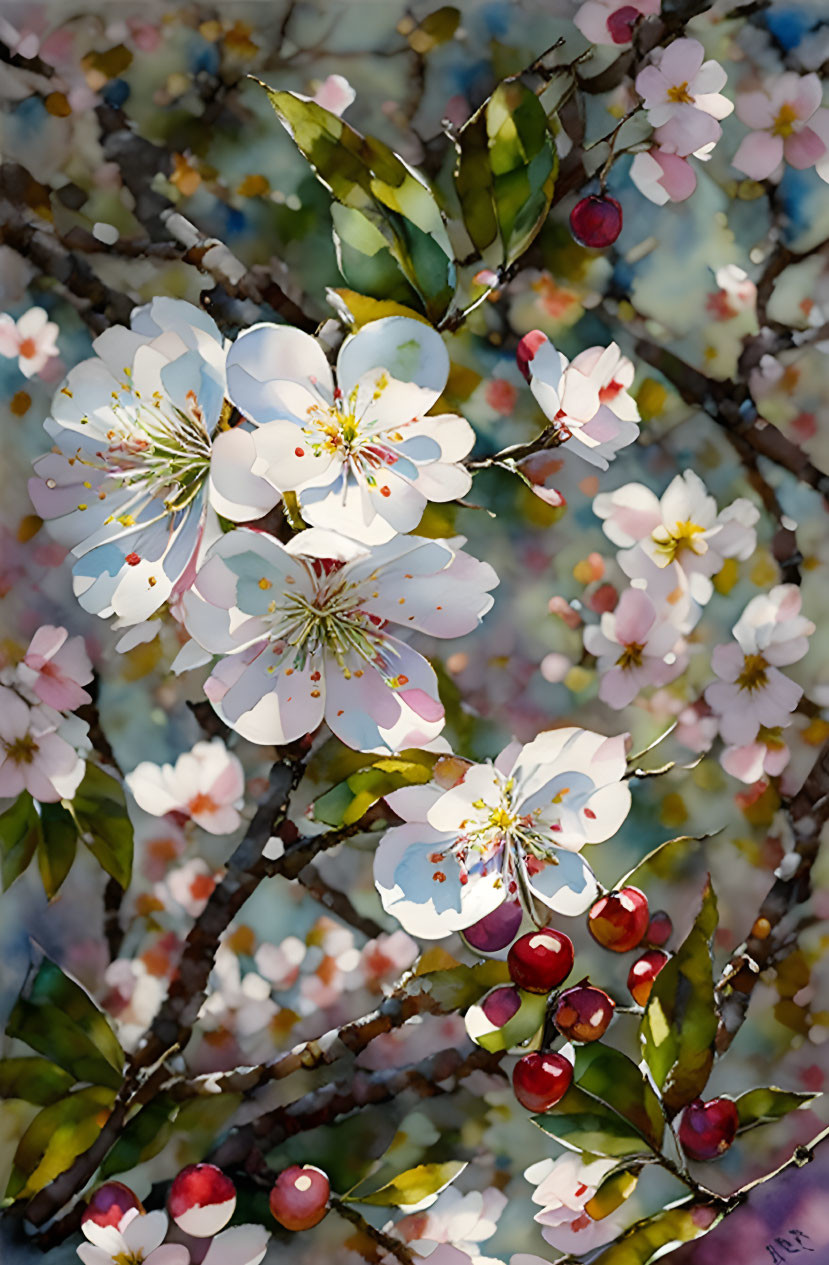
(126, 739, 245, 835)
(485, 377, 518, 415)
(574, 0, 659, 48)
(524, 1153, 626, 1253)
(0, 686, 86, 802)
(635, 39, 733, 157)
(584, 587, 686, 708)
(311, 73, 356, 115)
(705, 585, 814, 746)
(162, 858, 221, 917)
(630, 145, 699, 204)
(77, 1207, 189, 1265)
(0, 307, 59, 377)
(540, 652, 572, 683)
(18, 624, 93, 711)
(720, 727, 791, 784)
(386, 1187, 507, 1264)
(733, 72, 829, 181)
(706, 265, 757, 319)
(675, 699, 718, 753)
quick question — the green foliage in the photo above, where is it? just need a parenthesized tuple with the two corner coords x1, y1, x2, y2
(37, 802, 78, 899)
(6, 1085, 116, 1199)
(69, 763, 134, 889)
(540, 1045, 664, 1152)
(532, 1085, 655, 1158)
(473, 989, 547, 1053)
(586, 1166, 641, 1220)
(312, 750, 437, 827)
(0, 793, 40, 889)
(346, 1160, 467, 1207)
(263, 86, 455, 320)
(405, 959, 511, 1010)
(454, 79, 557, 268)
(590, 1200, 723, 1265)
(639, 878, 718, 1114)
(735, 1087, 819, 1132)
(0, 1057, 75, 1106)
(6, 957, 124, 1090)
(100, 1093, 178, 1178)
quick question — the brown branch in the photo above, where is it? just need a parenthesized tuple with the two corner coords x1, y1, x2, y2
(715, 736, 829, 1053)
(297, 862, 386, 939)
(332, 1200, 417, 1265)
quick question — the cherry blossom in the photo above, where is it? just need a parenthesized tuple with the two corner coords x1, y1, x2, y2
(0, 306, 59, 377)
(583, 587, 686, 708)
(733, 72, 829, 182)
(312, 73, 355, 115)
(574, 0, 659, 48)
(201, 1225, 270, 1265)
(635, 39, 733, 158)
(0, 686, 86, 802)
(523, 1154, 624, 1253)
(704, 585, 814, 745)
(518, 334, 640, 469)
(17, 624, 93, 711)
(630, 143, 713, 204)
(720, 727, 791, 784)
(224, 317, 474, 543)
(77, 1207, 188, 1265)
(177, 527, 497, 751)
(126, 738, 244, 835)
(387, 1187, 507, 1265)
(706, 265, 757, 320)
(29, 299, 280, 629)
(593, 469, 759, 621)
(374, 727, 631, 936)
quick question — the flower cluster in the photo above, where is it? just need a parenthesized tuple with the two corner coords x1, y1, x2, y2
(0, 625, 92, 802)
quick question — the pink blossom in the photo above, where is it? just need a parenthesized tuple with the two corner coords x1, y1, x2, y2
(584, 587, 686, 708)
(126, 740, 245, 835)
(733, 72, 829, 182)
(0, 307, 59, 377)
(311, 74, 356, 116)
(630, 146, 700, 204)
(574, 0, 659, 48)
(0, 686, 86, 802)
(706, 265, 757, 320)
(77, 1207, 189, 1265)
(386, 1187, 507, 1264)
(635, 39, 733, 157)
(161, 858, 220, 916)
(720, 727, 791, 784)
(18, 624, 93, 711)
(524, 1154, 626, 1253)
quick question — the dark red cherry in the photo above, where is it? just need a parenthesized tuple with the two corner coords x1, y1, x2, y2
(678, 1097, 739, 1162)
(607, 5, 641, 43)
(82, 1182, 141, 1230)
(645, 910, 673, 948)
(481, 985, 522, 1028)
(516, 330, 549, 382)
(570, 195, 623, 249)
(554, 984, 615, 1042)
(269, 1165, 330, 1231)
(168, 1163, 236, 1237)
(513, 1052, 573, 1112)
(588, 887, 649, 952)
(463, 900, 523, 953)
(508, 929, 574, 994)
(627, 949, 670, 1006)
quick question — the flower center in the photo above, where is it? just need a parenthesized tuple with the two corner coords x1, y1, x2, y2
(298, 379, 405, 495)
(3, 734, 38, 765)
(19, 337, 37, 360)
(616, 641, 645, 669)
(599, 378, 624, 404)
(772, 102, 799, 137)
(113, 1252, 144, 1265)
(651, 520, 706, 562)
(188, 792, 218, 816)
(263, 564, 389, 680)
(736, 653, 769, 691)
(757, 724, 785, 748)
(666, 80, 694, 104)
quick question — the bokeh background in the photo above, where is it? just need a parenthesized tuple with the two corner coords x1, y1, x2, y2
(1, 1, 829, 1262)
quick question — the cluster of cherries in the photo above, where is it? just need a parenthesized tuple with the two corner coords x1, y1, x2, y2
(83, 1160, 332, 1241)
(470, 886, 741, 1163)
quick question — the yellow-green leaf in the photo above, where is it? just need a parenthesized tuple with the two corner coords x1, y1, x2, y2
(735, 1087, 819, 1132)
(0, 792, 40, 889)
(590, 1200, 722, 1265)
(312, 751, 437, 827)
(532, 1086, 652, 1158)
(0, 1057, 75, 1106)
(7, 1086, 116, 1198)
(348, 1160, 467, 1207)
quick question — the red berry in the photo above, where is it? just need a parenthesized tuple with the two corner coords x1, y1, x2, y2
(269, 1165, 330, 1231)
(169, 1163, 236, 1237)
(645, 910, 673, 948)
(508, 929, 574, 994)
(606, 4, 640, 43)
(516, 330, 549, 382)
(678, 1097, 739, 1162)
(82, 1182, 141, 1230)
(554, 984, 615, 1042)
(569, 195, 623, 249)
(627, 949, 670, 1006)
(481, 985, 522, 1028)
(588, 887, 649, 953)
(463, 900, 523, 953)
(513, 1052, 573, 1112)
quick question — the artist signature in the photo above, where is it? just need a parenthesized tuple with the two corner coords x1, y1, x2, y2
(766, 1230, 816, 1263)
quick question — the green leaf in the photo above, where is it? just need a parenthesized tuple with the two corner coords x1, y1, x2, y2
(312, 751, 437, 827)
(585, 1166, 640, 1220)
(532, 1086, 653, 1159)
(454, 79, 557, 268)
(37, 802, 78, 899)
(404, 960, 511, 1011)
(589, 1199, 722, 1265)
(404, 7, 461, 53)
(7, 957, 124, 1090)
(0, 1057, 76, 1106)
(0, 792, 40, 889)
(640, 878, 718, 1114)
(571, 1046, 664, 1150)
(262, 86, 455, 319)
(331, 204, 421, 305)
(735, 1087, 819, 1133)
(6, 1086, 116, 1199)
(100, 1093, 178, 1178)
(348, 1160, 467, 1207)
(69, 763, 133, 889)
(467, 988, 547, 1052)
